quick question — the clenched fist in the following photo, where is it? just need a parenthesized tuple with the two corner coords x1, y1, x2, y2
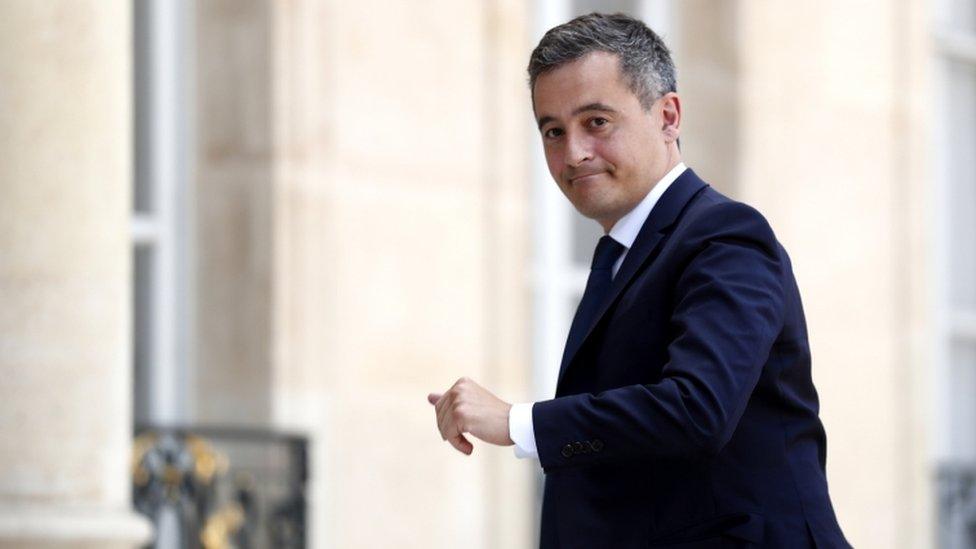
(427, 377, 514, 455)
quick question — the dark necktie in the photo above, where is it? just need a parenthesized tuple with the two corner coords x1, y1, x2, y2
(559, 235, 626, 380)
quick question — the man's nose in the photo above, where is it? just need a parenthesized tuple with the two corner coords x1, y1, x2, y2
(565, 133, 593, 167)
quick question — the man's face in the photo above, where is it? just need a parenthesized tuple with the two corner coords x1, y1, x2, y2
(533, 51, 677, 230)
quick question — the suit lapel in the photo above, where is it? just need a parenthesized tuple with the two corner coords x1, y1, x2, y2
(556, 169, 709, 389)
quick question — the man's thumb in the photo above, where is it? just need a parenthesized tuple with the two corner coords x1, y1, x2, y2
(427, 393, 441, 405)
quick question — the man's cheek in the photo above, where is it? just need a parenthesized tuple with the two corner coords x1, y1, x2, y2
(545, 154, 561, 175)
(545, 162, 564, 186)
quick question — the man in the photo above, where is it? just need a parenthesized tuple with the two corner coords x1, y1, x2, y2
(428, 13, 850, 548)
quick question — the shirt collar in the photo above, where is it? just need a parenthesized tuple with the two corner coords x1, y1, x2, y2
(608, 162, 688, 249)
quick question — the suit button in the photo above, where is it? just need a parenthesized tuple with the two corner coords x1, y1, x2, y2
(591, 439, 604, 452)
(561, 444, 574, 458)
(573, 441, 584, 454)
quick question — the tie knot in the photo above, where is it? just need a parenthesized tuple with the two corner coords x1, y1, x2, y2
(591, 235, 625, 271)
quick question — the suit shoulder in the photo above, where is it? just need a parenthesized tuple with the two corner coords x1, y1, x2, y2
(679, 189, 779, 251)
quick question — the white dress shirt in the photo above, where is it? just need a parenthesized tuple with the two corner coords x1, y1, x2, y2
(510, 162, 688, 459)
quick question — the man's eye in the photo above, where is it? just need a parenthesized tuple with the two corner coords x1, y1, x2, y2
(589, 117, 608, 128)
(544, 128, 563, 139)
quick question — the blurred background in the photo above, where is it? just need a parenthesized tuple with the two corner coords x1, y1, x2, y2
(0, 0, 973, 547)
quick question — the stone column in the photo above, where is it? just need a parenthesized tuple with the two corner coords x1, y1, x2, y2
(0, 3, 152, 548)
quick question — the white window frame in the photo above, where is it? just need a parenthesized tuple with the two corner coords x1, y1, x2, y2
(933, 5, 976, 462)
(932, 4, 976, 547)
(132, 0, 195, 427)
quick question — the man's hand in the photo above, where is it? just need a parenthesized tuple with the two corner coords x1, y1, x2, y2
(427, 377, 514, 455)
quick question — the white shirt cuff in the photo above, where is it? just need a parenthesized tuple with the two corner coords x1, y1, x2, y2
(509, 402, 539, 459)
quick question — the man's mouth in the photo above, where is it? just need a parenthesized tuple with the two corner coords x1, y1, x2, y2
(569, 172, 604, 185)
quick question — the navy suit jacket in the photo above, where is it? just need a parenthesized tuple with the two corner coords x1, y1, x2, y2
(534, 169, 850, 548)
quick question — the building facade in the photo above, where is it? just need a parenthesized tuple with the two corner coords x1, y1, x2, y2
(2, 1, 970, 547)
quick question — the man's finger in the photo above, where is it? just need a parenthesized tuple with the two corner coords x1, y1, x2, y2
(435, 392, 453, 437)
(448, 433, 473, 455)
(438, 402, 454, 441)
(432, 391, 452, 440)
(427, 393, 441, 405)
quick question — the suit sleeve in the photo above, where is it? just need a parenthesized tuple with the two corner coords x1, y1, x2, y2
(532, 201, 786, 470)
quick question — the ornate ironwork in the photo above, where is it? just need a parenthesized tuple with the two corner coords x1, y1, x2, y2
(132, 426, 307, 549)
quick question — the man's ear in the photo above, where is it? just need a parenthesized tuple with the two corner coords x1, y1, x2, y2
(660, 92, 681, 144)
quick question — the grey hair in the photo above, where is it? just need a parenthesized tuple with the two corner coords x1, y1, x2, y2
(528, 12, 676, 110)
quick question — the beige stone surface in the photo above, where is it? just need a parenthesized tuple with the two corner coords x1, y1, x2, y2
(268, 1, 536, 545)
(0, 1, 151, 546)
(194, 0, 536, 547)
(194, 0, 276, 426)
(674, 0, 741, 197)
(0, 504, 152, 549)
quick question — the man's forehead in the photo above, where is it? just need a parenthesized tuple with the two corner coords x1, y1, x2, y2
(532, 52, 630, 117)
(538, 51, 622, 82)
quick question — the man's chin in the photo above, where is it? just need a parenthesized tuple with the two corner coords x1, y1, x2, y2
(562, 188, 624, 222)
(572, 202, 621, 225)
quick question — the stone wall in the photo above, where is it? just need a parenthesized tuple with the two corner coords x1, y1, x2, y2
(193, 1, 536, 547)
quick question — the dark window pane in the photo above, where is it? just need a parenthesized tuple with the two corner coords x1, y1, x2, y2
(133, 244, 154, 425)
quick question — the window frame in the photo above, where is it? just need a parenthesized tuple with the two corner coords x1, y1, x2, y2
(131, 0, 196, 427)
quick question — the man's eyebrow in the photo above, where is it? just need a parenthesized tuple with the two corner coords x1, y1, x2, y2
(536, 103, 619, 130)
(573, 102, 618, 116)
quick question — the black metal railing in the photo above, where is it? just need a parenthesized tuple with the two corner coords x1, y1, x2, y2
(132, 425, 307, 549)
